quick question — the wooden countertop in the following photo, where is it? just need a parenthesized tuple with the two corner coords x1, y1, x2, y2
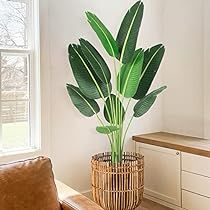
(132, 132, 210, 157)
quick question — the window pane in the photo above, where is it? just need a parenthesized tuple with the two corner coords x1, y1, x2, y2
(1, 54, 29, 100)
(2, 101, 30, 150)
(0, 0, 29, 48)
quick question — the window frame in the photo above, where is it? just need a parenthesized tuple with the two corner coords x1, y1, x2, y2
(0, 0, 41, 155)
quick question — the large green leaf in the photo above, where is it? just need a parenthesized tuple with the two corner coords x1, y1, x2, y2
(79, 38, 111, 84)
(96, 125, 119, 134)
(133, 44, 165, 100)
(150, 86, 167, 96)
(117, 49, 144, 98)
(116, 1, 144, 64)
(66, 84, 100, 117)
(86, 12, 119, 57)
(104, 94, 125, 125)
(68, 44, 111, 99)
(133, 86, 167, 118)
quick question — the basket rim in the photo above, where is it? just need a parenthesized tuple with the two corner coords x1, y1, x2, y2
(91, 152, 144, 167)
(92, 152, 144, 157)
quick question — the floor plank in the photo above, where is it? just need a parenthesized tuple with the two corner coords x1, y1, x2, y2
(136, 198, 174, 210)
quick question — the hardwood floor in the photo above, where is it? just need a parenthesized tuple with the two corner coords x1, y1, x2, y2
(88, 193, 173, 210)
(136, 198, 174, 210)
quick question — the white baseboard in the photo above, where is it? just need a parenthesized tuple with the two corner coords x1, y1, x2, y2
(81, 189, 92, 200)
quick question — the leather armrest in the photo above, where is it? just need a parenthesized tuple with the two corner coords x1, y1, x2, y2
(55, 180, 103, 210)
(61, 195, 103, 210)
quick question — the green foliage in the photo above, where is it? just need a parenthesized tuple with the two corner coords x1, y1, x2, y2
(68, 44, 111, 99)
(96, 126, 119, 134)
(86, 12, 119, 57)
(117, 49, 144, 98)
(66, 1, 166, 163)
(80, 39, 111, 84)
(116, 1, 144, 63)
(133, 44, 165, 99)
(104, 94, 125, 125)
(66, 84, 100, 117)
(133, 86, 167, 117)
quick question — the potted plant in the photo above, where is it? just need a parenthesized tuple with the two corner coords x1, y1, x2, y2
(66, 1, 166, 209)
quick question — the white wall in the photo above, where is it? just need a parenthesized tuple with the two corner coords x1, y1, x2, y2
(204, 0, 210, 139)
(162, 0, 205, 138)
(48, 0, 165, 192)
(162, 0, 210, 139)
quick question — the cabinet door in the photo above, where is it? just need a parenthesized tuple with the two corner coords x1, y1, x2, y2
(138, 143, 181, 207)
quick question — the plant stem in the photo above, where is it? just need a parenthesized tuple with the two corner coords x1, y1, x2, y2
(122, 115, 134, 151)
(112, 57, 122, 163)
(125, 98, 132, 113)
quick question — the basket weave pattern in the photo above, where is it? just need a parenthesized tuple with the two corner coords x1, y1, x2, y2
(91, 152, 144, 210)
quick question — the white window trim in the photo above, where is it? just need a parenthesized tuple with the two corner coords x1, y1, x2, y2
(0, 0, 41, 156)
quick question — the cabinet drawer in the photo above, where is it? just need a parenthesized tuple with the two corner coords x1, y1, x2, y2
(182, 152, 210, 177)
(182, 171, 210, 197)
(182, 190, 210, 210)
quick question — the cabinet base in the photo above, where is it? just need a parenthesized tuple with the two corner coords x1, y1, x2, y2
(144, 194, 183, 210)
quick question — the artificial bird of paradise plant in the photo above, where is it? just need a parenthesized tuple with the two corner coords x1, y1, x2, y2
(66, 0, 166, 164)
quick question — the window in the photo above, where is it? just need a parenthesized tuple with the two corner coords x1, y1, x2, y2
(0, 0, 40, 154)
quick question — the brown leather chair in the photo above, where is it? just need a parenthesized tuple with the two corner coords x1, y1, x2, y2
(0, 156, 103, 210)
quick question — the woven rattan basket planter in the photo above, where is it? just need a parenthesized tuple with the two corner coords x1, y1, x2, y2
(91, 152, 144, 210)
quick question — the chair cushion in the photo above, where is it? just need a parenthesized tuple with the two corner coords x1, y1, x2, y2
(0, 156, 61, 210)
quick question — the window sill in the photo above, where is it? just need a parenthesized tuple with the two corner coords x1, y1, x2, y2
(0, 148, 41, 157)
(0, 148, 42, 164)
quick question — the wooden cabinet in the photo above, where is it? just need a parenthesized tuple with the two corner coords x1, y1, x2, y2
(138, 143, 181, 207)
(134, 132, 210, 210)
